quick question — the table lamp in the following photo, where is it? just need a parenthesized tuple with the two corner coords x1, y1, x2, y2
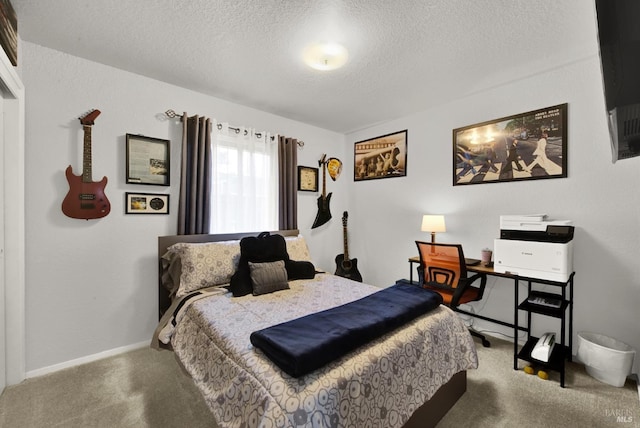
(421, 215, 446, 243)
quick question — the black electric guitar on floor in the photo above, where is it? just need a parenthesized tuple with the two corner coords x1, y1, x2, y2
(62, 109, 111, 220)
(311, 154, 331, 228)
(335, 211, 362, 282)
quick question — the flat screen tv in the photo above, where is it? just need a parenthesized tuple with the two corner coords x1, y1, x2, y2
(595, 0, 640, 162)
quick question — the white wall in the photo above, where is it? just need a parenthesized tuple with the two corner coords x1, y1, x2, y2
(22, 42, 347, 374)
(346, 56, 640, 371)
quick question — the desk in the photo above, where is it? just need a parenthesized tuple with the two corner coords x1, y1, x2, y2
(408, 256, 575, 387)
(407, 256, 524, 332)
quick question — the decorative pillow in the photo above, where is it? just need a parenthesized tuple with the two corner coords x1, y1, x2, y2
(249, 260, 289, 296)
(169, 240, 241, 297)
(285, 235, 312, 262)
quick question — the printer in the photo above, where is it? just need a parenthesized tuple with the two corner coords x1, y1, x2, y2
(499, 214, 574, 243)
(494, 215, 574, 282)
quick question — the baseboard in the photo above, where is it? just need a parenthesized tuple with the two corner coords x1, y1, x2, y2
(25, 340, 150, 379)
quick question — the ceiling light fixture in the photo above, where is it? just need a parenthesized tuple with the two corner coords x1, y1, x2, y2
(303, 42, 349, 71)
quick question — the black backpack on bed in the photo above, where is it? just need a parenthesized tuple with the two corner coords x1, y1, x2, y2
(230, 232, 315, 297)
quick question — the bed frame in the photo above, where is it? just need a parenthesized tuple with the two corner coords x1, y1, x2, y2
(157, 230, 467, 428)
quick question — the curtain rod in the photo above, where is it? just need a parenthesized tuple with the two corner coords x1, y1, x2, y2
(165, 109, 304, 147)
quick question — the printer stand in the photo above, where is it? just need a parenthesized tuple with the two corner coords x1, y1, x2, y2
(514, 273, 574, 387)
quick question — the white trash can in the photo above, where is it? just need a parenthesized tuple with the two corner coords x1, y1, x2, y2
(576, 331, 635, 387)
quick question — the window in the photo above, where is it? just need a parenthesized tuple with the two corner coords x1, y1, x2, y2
(209, 127, 278, 233)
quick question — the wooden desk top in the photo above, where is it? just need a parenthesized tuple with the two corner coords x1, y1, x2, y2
(408, 255, 510, 278)
(466, 264, 513, 278)
(409, 255, 574, 283)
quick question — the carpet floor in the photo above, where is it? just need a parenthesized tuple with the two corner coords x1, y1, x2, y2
(0, 336, 637, 427)
(439, 336, 639, 427)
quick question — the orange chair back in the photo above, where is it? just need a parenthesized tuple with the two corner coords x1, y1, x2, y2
(415, 241, 467, 289)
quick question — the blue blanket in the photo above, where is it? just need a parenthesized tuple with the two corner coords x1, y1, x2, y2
(250, 282, 443, 377)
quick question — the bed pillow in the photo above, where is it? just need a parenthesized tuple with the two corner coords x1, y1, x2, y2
(283, 235, 316, 279)
(169, 240, 241, 297)
(249, 260, 289, 295)
(285, 260, 316, 280)
(160, 250, 182, 298)
(285, 235, 313, 262)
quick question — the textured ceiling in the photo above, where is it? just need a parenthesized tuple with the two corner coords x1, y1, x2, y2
(13, 0, 598, 133)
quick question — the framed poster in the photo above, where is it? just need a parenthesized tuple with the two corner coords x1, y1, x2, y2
(125, 192, 169, 214)
(354, 130, 407, 181)
(453, 104, 567, 186)
(126, 134, 170, 186)
(297, 166, 318, 192)
(0, 0, 17, 66)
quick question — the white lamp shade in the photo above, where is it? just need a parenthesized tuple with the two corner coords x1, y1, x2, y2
(421, 215, 446, 233)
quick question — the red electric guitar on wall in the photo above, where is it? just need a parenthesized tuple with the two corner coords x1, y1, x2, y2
(62, 109, 111, 220)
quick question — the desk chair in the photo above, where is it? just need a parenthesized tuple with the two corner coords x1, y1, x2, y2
(415, 241, 490, 347)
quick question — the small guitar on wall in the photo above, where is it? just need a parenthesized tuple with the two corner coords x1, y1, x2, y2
(311, 154, 331, 229)
(335, 211, 363, 282)
(62, 109, 111, 220)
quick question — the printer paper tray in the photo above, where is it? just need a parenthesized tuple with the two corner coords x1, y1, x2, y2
(493, 265, 571, 282)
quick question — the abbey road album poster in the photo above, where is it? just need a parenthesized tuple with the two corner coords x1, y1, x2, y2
(453, 104, 567, 186)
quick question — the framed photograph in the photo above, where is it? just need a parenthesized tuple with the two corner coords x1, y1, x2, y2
(453, 103, 568, 186)
(125, 192, 170, 214)
(354, 130, 407, 181)
(297, 166, 318, 192)
(126, 134, 170, 186)
(0, 0, 17, 66)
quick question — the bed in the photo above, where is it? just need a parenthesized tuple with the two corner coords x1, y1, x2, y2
(153, 230, 478, 428)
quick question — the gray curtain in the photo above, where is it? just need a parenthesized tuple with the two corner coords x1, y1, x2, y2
(177, 113, 212, 235)
(278, 136, 298, 230)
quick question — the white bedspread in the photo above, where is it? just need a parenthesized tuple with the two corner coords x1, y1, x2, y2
(170, 274, 478, 428)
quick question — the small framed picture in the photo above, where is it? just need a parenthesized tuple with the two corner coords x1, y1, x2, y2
(125, 192, 169, 214)
(297, 166, 319, 192)
(126, 134, 170, 186)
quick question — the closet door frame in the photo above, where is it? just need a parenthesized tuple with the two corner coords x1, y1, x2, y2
(0, 47, 25, 388)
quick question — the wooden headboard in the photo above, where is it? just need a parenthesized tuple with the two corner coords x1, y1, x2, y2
(158, 230, 300, 318)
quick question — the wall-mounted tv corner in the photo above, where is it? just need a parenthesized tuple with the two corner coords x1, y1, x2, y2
(595, 0, 640, 163)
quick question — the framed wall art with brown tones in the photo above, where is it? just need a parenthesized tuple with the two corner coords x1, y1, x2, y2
(0, 0, 17, 66)
(125, 192, 169, 214)
(354, 130, 407, 181)
(126, 134, 170, 186)
(297, 166, 318, 192)
(453, 104, 568, 186)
